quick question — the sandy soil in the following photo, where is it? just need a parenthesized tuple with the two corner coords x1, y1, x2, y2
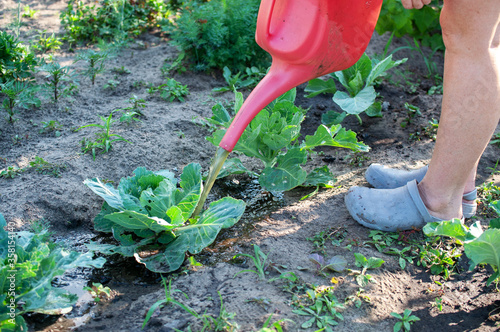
(1, 1, 500, 331)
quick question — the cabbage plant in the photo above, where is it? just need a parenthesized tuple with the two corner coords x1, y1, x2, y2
(84, 164, 246, 273)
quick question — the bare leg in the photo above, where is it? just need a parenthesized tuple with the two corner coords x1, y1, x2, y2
(419, 0, 500, 219)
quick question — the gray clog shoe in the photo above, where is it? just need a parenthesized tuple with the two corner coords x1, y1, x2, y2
(345, 179, 458, 232)
(365, 163, 477, 218)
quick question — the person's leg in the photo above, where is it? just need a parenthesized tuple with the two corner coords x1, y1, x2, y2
(418, 0, 500, 220)
(345, 0, 500, 231)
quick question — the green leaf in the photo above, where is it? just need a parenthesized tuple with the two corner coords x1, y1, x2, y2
(423, 219, 479, 243)
(302, 166, 335, 188)
(174, 163, 202, 220)
(365, 102, 382, 117)
(339, 53, 372, 88)
(139, 179, 177, 218)
(393, 321, 402, 332)
(259, 147, 307, 191)
(367, 257, 384, 269)
(464, 229, 500, 284)
(304, 78, 337, 98)
(321, 110, 347, 126)
(134, 236, 189, 273)
(366, 55, 407, 87)
(105, 211, 176, 233)
(216, 158, 252, 179)
(304, 124, 369, 152)
(323, 255, 347, 272)
(354, 253, 368, 267)
(333, 86, 376, 115)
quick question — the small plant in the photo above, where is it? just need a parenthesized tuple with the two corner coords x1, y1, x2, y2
(0, 165, 25, 178)
(351, 253, 384, 287)
(31, 31, 62, 53)
(161, 52, 187, 76)
(212, 66, 263, 93)
(22, 5, 38, 19)
(345, 288, 371, 308)
(255, 314, 292, 332)
(143, 277, 199, 328)
(40, 120, 63, 136)
(391, 309, 420, 332)
(103, 78, 120, 90)
(147, 78, 189, 102)
(292, 288, 344, 332)
(417, 236, 462, 280)
(111, 66, 131, 75)
(0, 80, 40, 122)
(83, 283, 111, 303)
(400, 103, 421, 128)
(29, 156, 66, 177)
(234, 244, 271, 280)
(306, 53, 406, 125)
(78, 112, 131, 160)
(0, 213, 106, 331)
(39, 62, 78, 102)
(84, 164, 246, 273)
(74, 49, 109, 85)
(423, 118, 439, 140)
(308, 253, 347, 276)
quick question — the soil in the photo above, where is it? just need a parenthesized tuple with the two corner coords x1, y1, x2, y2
(1, 1, 500, 332)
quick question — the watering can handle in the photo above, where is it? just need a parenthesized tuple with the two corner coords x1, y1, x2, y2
(256, 0, 276, 39)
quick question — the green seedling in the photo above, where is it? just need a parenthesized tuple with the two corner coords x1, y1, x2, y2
(22, 5, 38, 18)
(74, 49, 109, 85)
(207, 89, 367, 192)
(432, 297, 444, 312)
(84, 164, 246, 273)
(424, 218, 500, 286)
(345, 288, 371, 308)
(292, 289, 344, 332)
(401, 103, 422, 128)
(199, 292, 238, 332)
(255, 313, 293, 332)
(147, 78, 189, 102)
(479, 181, 500, 205)
(308, 253, 347, 276)
(0, 80, 40, 122)
(306, 52, 406, 125)
(40, 120, 63, 136)
(234, 244, 270, 280)
(161, 52, 187, 76)
(391, 309, 420, 332)
(423, 118, 439, 140)
(383, 246, 417, 270)
(0, 165, 25, 178)
(0, 213, 106, 331)
(212, 66, 259, 93)
(417, 236, 462, 280)
(103, 79, 120, 90)
(39, 62, 78, 102)
(143, 277, 199, 329)
(78, 112, 131, 160)
(83, 282, 111, 303)
(29, 156, 66, 177)
(345, 151, 371, 167)
(111, 66, 131, 75)
(351, 253, 384, 287)
(32, 31, 62, 53)
(119, 111, 141, 125)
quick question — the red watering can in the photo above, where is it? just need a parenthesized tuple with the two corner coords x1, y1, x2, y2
(219, 0, 383, 152)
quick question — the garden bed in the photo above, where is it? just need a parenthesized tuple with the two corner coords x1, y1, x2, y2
(1, 1, 499, 331)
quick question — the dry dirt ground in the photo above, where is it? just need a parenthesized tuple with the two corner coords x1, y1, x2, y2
(1, 1, 500, 331)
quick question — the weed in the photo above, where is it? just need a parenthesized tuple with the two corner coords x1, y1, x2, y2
(345, 151, 371, 167)
(22, 5, 38, 19)
(78, 112, 131, 160)
(39, 62, 78, 102)
(423, 118, 439, 140)
(255, 314, 292, 332)
(0, 80, 41, 122)
(401, 103, 422, 128)
(479, 181, 500, 207)
(83, 282, 112, 303)
(417, 237, 462, 280)
(161, 52, 187, 76)
(350, 253, 384, 287)
(292, 287, 344, 332)
(40, 120, 63, 136)
(31, 31, 62, 53)
(29, 156, 67, 177)
(103, 78, 120, 90)
(345, 288, 371, 308)
(74, 49, 109, 85)
(111, 66, 131, 75)
(212, 66, 263, 93)
(432, 297, 444, 312)
(391, 309, 420, 332)
(147, 78, 189, 102)
(234, 244, 270, 280)
(0, 165, 24, 179)
(143, 277, 199, 329)
(199, 292, 239, 332)
(119, 111, 141, 125)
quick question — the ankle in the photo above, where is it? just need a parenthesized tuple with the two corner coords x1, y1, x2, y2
(417, 183, 462, 220)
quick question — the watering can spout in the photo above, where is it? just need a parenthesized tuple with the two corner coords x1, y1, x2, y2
(218, 0, 383, 153)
